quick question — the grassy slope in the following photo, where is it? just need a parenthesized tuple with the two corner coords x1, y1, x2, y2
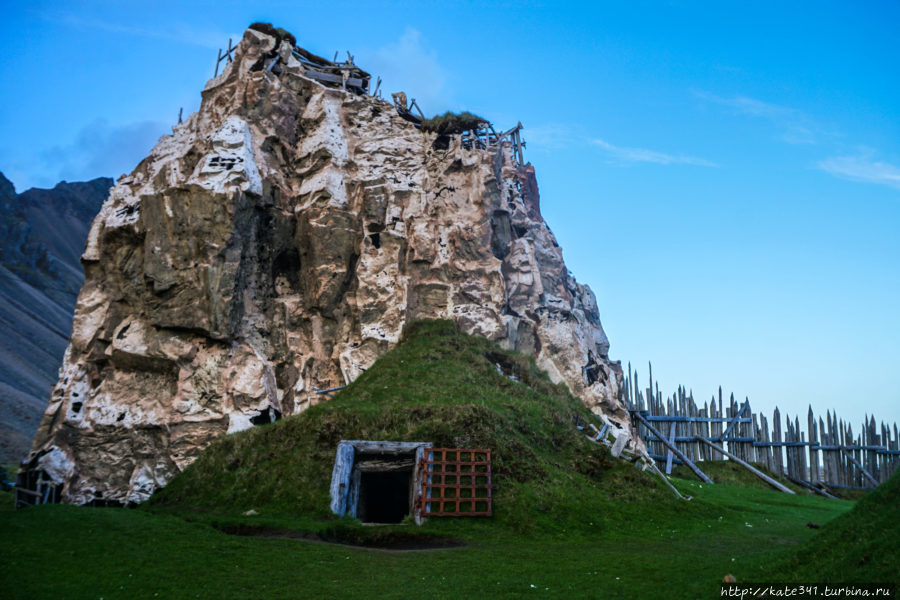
(148, 319, 681, 540)
(672, 460, 817, 494)
(0, 483, 855, 600)
(3, 320, 892, 598)
(749, 468, 899, 582)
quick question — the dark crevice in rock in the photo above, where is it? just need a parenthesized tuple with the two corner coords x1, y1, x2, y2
(490, 210, 512, 260)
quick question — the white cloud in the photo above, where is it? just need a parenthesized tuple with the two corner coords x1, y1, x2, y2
(693, 90, 818, 145)
(591, 139, 718, 167)
(362, 28, 448, 114)
(817, 155, 900, 190)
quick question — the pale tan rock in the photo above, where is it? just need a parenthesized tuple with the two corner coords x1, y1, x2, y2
(24, 27, 634, 504)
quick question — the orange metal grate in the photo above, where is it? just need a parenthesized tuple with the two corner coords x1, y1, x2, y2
(420, 448, 492, 517)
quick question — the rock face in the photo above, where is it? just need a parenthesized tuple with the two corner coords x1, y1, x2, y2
(0, 173, 112, 463)
(23, 27, 630, 504)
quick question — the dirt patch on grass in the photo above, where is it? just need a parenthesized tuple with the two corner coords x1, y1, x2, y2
(216, 524, 466, 551)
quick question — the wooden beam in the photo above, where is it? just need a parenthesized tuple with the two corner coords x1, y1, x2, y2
(635, 412, 713, 484)
(514, 127, 525, 165)
(355, 457, 416, 472)
(410, 99, 425, 120)
(644, 415, 752, 423)
(329, 442, 355, 516)
(719, 400, 749, 442)
(696, 436, 795, 494)
(14, 487, 41, 498)
(588, 422, 609, 442)
(785, 475, 839, 499)
(841, 449, 879, 487)
(303, 69, 364, 88)
(344, 440, 431, 455)
(645, 460, 687, 500)
(314, 385, 346, 395)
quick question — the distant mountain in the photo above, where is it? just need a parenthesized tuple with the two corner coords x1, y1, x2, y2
(0, 171, 112, 463)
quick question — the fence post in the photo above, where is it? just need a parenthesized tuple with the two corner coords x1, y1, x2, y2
(788, 417, 796, 480)
(808, 407, 819, 484)
(665, 420, 676, 475)
(760, 414, 772, 472)
(744, 399, 754, 464)
(866, 418, 876, 484)
(773, 407, 783, 476)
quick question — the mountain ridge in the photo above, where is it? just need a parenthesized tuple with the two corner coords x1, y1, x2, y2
(0, 172, 112, 463)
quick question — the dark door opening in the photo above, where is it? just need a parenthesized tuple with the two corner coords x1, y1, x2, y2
(357, 470, 412, 523)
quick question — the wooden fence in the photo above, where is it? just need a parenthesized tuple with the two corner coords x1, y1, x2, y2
(624, 363, 900, 490)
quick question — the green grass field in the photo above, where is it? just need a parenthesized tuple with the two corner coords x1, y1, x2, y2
(1, 321, 896, 598)
(0, 477, 869, 600)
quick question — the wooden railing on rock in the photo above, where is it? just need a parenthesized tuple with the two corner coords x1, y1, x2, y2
(213, 35, 528, 166)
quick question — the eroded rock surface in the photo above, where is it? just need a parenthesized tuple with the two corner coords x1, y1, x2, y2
(24, 28, 630, 504)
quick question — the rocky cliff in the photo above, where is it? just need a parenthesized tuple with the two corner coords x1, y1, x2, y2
(23, 26, 631, 504)
(0, 173, 112, 463)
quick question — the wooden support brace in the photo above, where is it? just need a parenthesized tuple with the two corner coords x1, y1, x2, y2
(646, 459, 687, 500)
(784, 475, 839, 499)
(719, 400, 750, 442)
(635, 412, 713, 484)
(514, 126, 525, 165)
(593, 423, 609, 442)
(410, 99, 425, 120)
(496, 122, 523, 142)
(696, 436, 794, 494)
(314, 385, 346, 395)
(841, 449, 879, 487)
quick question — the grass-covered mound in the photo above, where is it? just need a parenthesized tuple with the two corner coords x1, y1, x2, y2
(148, 320, 679, 540)
(751, 469, 900, 582)
(247, 22, 296, 47)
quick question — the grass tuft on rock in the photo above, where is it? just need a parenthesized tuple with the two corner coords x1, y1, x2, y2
(247, 22, 296, 47)
(422, 111, 487, 135)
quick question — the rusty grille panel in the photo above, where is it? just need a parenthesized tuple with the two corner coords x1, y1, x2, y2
(420, 448, 492, 517)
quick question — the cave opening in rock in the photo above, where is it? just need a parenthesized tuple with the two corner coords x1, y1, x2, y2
(250, 408, 282, 426)
(357, 469, 413, 523)
(272, 248, 302, 295)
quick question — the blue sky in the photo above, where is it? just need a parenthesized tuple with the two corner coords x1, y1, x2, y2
(1, 1, 898, 430)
